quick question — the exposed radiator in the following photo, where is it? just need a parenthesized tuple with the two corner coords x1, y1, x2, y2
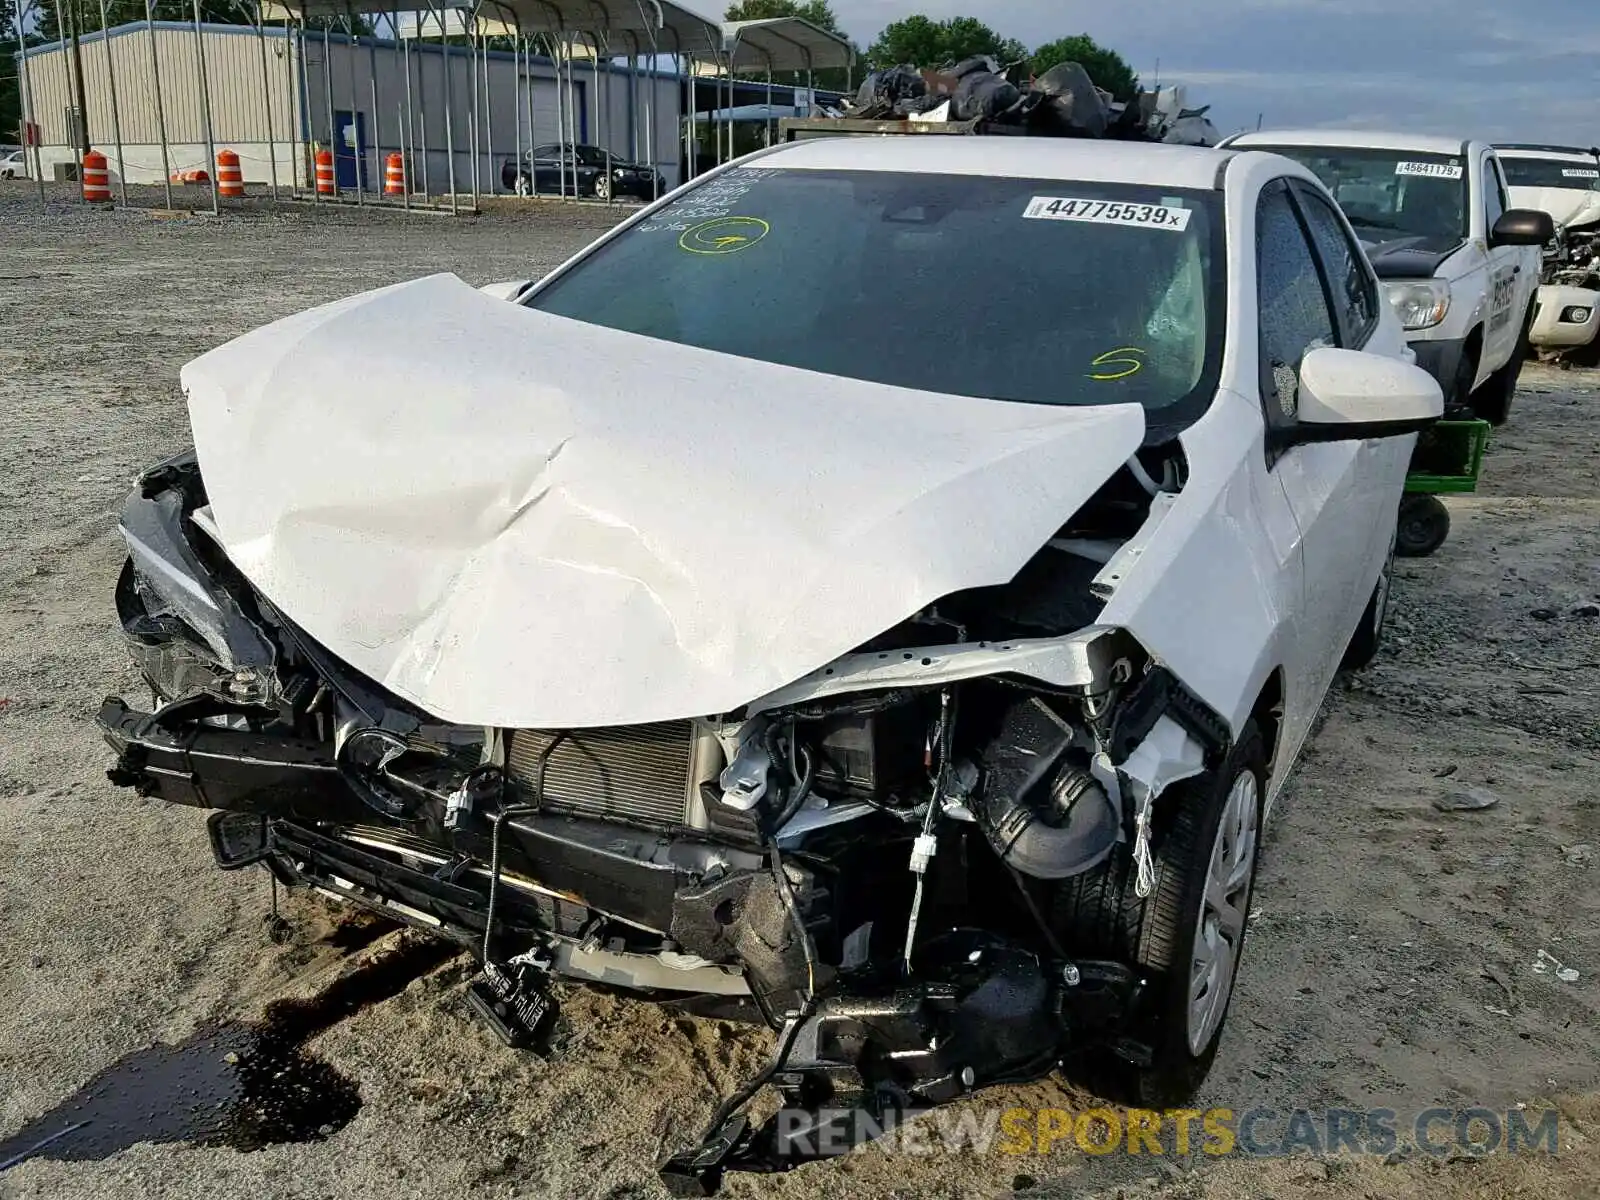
(504, 723, 697, 827)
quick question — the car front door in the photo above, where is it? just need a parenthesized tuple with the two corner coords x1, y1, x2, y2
(1290, 179, 1411, 593)
(1255, 180, 1399, 732)
(1479, 152, 1523, 370)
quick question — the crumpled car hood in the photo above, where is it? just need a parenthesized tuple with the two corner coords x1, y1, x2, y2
(181, 273, 1146, 728)
(1508, 187, 1600, 231)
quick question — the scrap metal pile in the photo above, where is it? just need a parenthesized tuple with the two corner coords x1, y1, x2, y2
(835, 56, 1220, 145)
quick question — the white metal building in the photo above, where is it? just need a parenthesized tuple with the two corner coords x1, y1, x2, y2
(15, 21, 692, 193)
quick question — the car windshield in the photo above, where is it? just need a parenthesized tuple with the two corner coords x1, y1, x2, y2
(1250, 147, 1468, 242)
(572, 146, 609, 167)
(526, 167, 1223, 429)
(1500, 157, 1600, 192)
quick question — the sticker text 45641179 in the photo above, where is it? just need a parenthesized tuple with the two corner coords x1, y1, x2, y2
(1024, 196, 1192, 231)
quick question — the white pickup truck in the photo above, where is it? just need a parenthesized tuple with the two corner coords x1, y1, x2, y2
(1220, 131, 1552, 423)
(1495, 143, 1600, 364)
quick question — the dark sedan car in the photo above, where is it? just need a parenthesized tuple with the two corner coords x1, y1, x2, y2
(501, 142, 663, 201)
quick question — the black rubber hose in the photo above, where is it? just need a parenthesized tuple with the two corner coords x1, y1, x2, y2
(777, 688, 923, 722)
(974, 763, 1120, 880)
(971, 698, 1121, 880)
(762, 745, 815, 839)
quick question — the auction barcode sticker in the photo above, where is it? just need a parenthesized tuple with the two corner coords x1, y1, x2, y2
(1395, 161, 1463, 179)
(1024, 196, 1192, 231)
(1562, 168, 1600, 179)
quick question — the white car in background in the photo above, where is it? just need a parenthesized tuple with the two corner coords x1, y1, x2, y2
(97, 137, 1441, 1190)
(1495, 143, 1600, 362)
(1221, 130, 1553, 422)
(0, 148, 28, 180)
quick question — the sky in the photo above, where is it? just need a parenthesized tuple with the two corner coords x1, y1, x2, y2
(828, 0, 1600, 147)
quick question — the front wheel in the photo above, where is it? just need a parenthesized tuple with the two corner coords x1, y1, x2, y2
(1343, 527, 1396, 669)
(1053, 723, 1267, 1107)
(1472, 305, 1534, 425)
(592, 174, 612, 202)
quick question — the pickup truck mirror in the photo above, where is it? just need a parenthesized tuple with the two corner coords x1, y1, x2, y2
(1285, 347, 1443, 445)
(1491, 208, 1556, 247)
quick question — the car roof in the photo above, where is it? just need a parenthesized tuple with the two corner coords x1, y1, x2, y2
(1227, 129, 1470, 157)
(1494, 144, 1600, 162)
(754, 136, 1231, 189)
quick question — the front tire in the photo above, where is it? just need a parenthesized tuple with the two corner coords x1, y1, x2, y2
(1472, 305, 1533, 425)
(1444, 340, 1479, 414)
(1054, 723, 1267, 1107)
(1342, 526, 1395, 670)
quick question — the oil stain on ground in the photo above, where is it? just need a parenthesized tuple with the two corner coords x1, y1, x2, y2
(0, 933, 457, 1171)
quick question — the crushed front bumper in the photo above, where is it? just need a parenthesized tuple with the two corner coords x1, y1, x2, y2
(99, 696, 366, 822)
(97, 694, 1146, 1194)
(1530, 284, 1600, 349)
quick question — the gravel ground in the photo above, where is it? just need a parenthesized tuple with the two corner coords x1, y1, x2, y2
(1, 181, 1598, 1200)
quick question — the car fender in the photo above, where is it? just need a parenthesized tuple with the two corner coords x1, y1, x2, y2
(1428, 245, 1490, 344)
(1097, 388, 1297, 742)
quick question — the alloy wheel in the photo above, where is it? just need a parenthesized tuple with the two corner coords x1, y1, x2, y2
(1186, 769, 1260, 1054)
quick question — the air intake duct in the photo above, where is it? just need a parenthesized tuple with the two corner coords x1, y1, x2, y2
(971, 697, 1118, 880)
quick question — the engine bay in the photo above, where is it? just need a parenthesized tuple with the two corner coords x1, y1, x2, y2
(97, 438, 1238, 1193)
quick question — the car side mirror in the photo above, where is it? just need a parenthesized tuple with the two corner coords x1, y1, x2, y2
(1490, 208, 1556, 247)
(1285, 347, 1443, 445)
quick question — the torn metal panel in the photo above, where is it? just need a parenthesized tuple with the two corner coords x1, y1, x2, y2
(1116, 714, 1207, 896)
(747, 626, 1146, 714)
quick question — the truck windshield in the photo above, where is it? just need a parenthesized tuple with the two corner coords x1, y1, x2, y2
(1250, 147, 1468, 242)
(1500, 157, 1600, 192)
(525, 167, 1224, 431)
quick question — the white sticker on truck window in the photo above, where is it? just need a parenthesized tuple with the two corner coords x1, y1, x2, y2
(1561, 168, 1600, 179)
(1394, 161, 1463, 179)
(1023, 196, 1192, 231)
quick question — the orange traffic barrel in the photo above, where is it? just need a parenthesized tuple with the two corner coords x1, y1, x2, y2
(216, 149, 244, 197)
(81, 150, 111, 203)
(314, 147, 335, 195)
(384, 152, 405, 196)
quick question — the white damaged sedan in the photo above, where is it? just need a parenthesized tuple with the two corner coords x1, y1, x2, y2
(98, 136, 1441, 1190)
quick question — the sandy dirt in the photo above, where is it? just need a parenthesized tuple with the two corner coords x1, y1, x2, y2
(1, 182, 1597, 1200)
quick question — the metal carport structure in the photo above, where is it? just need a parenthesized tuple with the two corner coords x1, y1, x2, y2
(695, 16, 854, 164)
(484, 0, 721, 202)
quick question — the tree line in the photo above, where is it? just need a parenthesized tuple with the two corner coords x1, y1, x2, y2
(725, 0, 1138, 101)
